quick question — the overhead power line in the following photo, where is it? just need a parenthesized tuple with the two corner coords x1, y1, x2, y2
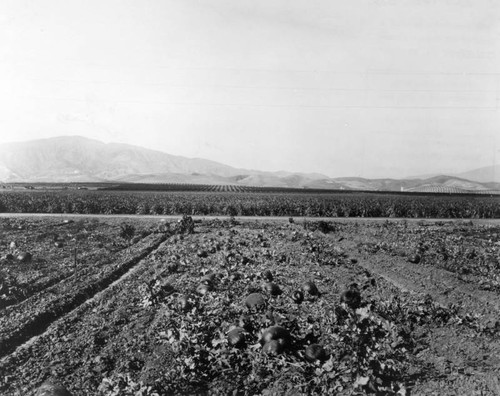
(2, 95, 497, 110)
(20, 78, 499, 94)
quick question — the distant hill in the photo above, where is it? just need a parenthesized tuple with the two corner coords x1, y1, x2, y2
(0, 136, 498, 193)
(456, 165, 500, 183)
(0, 136, 246, 182)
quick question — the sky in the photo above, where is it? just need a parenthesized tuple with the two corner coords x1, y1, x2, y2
(0, 0, 498, 178)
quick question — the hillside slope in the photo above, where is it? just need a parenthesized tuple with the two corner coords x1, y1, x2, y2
(0, 136, 498, 192)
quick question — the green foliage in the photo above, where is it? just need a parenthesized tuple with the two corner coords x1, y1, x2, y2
(0, 219, 497, 395)
(303, 220, 337, 234)
(119, 224, 136, 244)
(98, 373, 159, 396)
(0, 190, 498, 218)
(0, 270, 27, 307)
(175, 215, 195, 234)
(143, 289, 414, 395)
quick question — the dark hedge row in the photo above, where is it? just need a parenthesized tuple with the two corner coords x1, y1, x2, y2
(0, 190, 498, 218)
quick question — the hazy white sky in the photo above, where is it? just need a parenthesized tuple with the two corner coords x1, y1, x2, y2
(0, 0, 498, 178)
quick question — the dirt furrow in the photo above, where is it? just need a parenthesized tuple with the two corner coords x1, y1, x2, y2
(355, 252, 500, 321)
(0, 233, 167, 359)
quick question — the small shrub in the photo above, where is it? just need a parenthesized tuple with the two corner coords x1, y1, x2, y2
(175, 215, 195, 234)
(119, 224, 136, 245)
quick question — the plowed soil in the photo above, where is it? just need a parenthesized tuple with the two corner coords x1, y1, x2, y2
(1, 216, 500, 395)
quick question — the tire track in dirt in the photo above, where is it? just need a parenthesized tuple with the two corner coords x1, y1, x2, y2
(354, 251, 500, 321)
(0, 233, 168, 359)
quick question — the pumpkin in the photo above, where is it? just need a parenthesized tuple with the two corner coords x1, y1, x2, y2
(262, 340, 284, 355)
(305, 344, 327, 362)
(227, 327, 247, 348)
(263, 282, 282, 296)
(177, 294, 192, 312)
(244, 293, 266, 310)
(291, 290, 304, 304)
(35, 381, 72, 396)
(196, 283, 212, 295)
(17, 252, 32, 263)
(261, 269, 273, 281)
(302, 281, 319, 296)
(260, 326, 291, 348)
(201, 273, 216, 285)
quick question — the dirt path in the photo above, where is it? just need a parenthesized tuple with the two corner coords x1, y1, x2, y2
(0, 212, 499, 224)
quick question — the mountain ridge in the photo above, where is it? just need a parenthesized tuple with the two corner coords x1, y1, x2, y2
(0, 136, 498, 192)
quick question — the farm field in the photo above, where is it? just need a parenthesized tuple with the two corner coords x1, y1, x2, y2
(0, 189, 499, 218)
(1, 216, 500, 395)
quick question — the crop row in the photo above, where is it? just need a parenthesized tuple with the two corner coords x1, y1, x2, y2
(2, 218, 498, 395)
(0, 218, 158, 309)
(0, 232, 168, 359)
(0, 190, 499, 218)
(358, 221, 500, 291)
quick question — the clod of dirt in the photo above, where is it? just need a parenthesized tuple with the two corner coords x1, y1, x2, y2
(263, 282, 282, 296)
(17, 252, 32, 263)
(244, 293, 266, 310)
(54, 241, 64, 248)
(35, 381, 72, 396)
(305, 344, 327, 362)
(291, 290, 304, 304)
(302, 280, 320, 296)
(227, 327, 247, 348)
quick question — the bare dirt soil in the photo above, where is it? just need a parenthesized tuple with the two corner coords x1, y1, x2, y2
(1, 216, 499, 395)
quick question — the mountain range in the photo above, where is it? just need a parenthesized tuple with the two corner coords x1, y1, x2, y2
(0, 136, 499, 193)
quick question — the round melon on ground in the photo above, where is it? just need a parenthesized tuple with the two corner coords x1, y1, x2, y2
(305, 344, 327, 362)
(244, 293, 266, 310)
(227, 327, 247, 348)
(35, 381, 72, 396)
(302, 280, 319, 296)
(263, 282, 282, 296)
(260, 326, 291, 350)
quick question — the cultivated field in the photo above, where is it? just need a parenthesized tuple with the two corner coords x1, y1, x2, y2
(1, 215, 500, 395)
(0, 190, 499, 218)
